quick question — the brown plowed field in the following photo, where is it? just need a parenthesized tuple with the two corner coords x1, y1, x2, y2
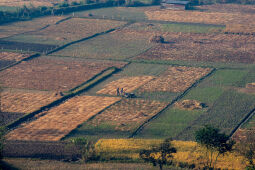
(136, 33, 255, 63)
(6, 96, 121, 141)
(1, 90, 61, 114)
(90, 98, 167, 131)
(139, 66, 212, 93)
(0, 57, 127, 91)
(96, 76, 155, 96)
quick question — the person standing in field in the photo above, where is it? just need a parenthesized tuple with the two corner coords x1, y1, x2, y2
(117, 88, 120, 96)
(121, 88, 124, 96)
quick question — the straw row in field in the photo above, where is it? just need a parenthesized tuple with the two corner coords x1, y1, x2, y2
(96, 76, 155, 96)
(139, 66, 212, 93)
(0, 52, 30, 61)
(90, 99, 167, 131)
(6, 96, 121, 141)
(0, 57, 127, 91)
(1, 90, 61, 114)
(136, 32, 255, 64)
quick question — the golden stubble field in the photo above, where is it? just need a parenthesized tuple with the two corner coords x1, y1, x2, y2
(1, 90, 61, 114)
(6, 96, 121, 141)
(96, 76, 155, 96)
(0, 57, 127, 91)
(90, 98, 168, 131)
(139, 66, 212, 93)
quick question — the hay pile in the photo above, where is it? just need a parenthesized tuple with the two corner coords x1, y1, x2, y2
(150, 35, 164, 43)
(246, 83, 255, 89)
(175, 100, 205, 110)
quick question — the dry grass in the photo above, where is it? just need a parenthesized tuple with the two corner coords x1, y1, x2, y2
(0, 57, 127, 91)
(139, 66, 212, 93)
(0, 0, 53, 7)
(30, 18, 126, 43)
(0, 52, 30, 61)
(174, 100, 204, 110)
(136, 32, 255, 63)
(6, 96, 121, 141)
(196, 4, 255, 14)
(145, 10, 255, 34)
(96, 76, 155, 96)
(0, 16, 65, 38)
(90, 99, 167, 131)
(1, 90, 61, 113)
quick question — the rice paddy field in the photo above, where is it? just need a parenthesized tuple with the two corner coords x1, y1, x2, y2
(1, 3, 255, 169)
(4, 18, 126, 45)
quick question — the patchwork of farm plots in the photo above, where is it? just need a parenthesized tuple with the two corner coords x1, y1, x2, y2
(0, 16, 65, 39)
(52, 29, 154, 59)
(0, 56, 126, 91)
(4, 18, 126, 45)
(6, 96, 121, 141)
(135, 33, 255, 64)
(145, 8, 255, 34)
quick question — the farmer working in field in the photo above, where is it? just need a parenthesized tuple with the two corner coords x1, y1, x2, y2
(117, 87, 120, 96)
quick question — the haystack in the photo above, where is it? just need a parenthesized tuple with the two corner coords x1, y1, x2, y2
(246, 82, 255, 89)
(175, 100, 205, 110)
(150, 35, 164, 43)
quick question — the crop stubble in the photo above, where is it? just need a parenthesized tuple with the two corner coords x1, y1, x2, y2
(6, 96, 121, 141)
(96, 76, 155, 95)
(1, 90, 61, 114)
(139, 66, 212, 93)
(90, 98, 167, 131)
(0, 57, 127, 91)
(136, 32, 255, 63)
(0, 52, 30, 61)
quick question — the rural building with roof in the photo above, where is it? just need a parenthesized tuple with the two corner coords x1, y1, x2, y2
(161, 0, 190, 10)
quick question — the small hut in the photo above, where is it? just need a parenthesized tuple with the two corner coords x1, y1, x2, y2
(161, 0, 190, 10)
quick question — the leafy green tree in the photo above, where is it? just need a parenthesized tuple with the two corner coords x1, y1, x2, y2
(195, 125, 235, 169)
(140, 138, 177, 170)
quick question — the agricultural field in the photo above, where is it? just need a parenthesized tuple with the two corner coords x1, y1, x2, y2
(0, 51, 31, 69)
(1, 89, 61, 114)
(4, 18, 126, 45)
(6, 96, 121, 141)
(139, 66, 212, 93)
(65, 98, 167, 139)
(144, 7, 255, 34)
(0, 0, 81, 7)
(0, 16, 65, 39)
(0, 56, 127, 91)
(135, 33, 255, 64)
(52, 29, 154, 59)
(96, 76, 155, 96)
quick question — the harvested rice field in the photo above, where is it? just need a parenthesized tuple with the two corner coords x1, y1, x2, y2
(5, 18, 126, 45)
(0, 57, 127, 91)
(52, 29, 154, 59)
(1, 90, 61, 114)
(145, 9, 255, 34)
(135, 33, 255, 64)
(0, 16, 65, 39)
(89, 99, 168, 131)
(139, 66, 212, 93)
(0, 0, 80, 7)
(0, 51, 31, 69)
(96, 76, 155, 96)
(6, 96, 121, 141)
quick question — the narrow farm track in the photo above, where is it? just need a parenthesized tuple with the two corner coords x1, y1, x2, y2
(129, 68, 216, 138)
